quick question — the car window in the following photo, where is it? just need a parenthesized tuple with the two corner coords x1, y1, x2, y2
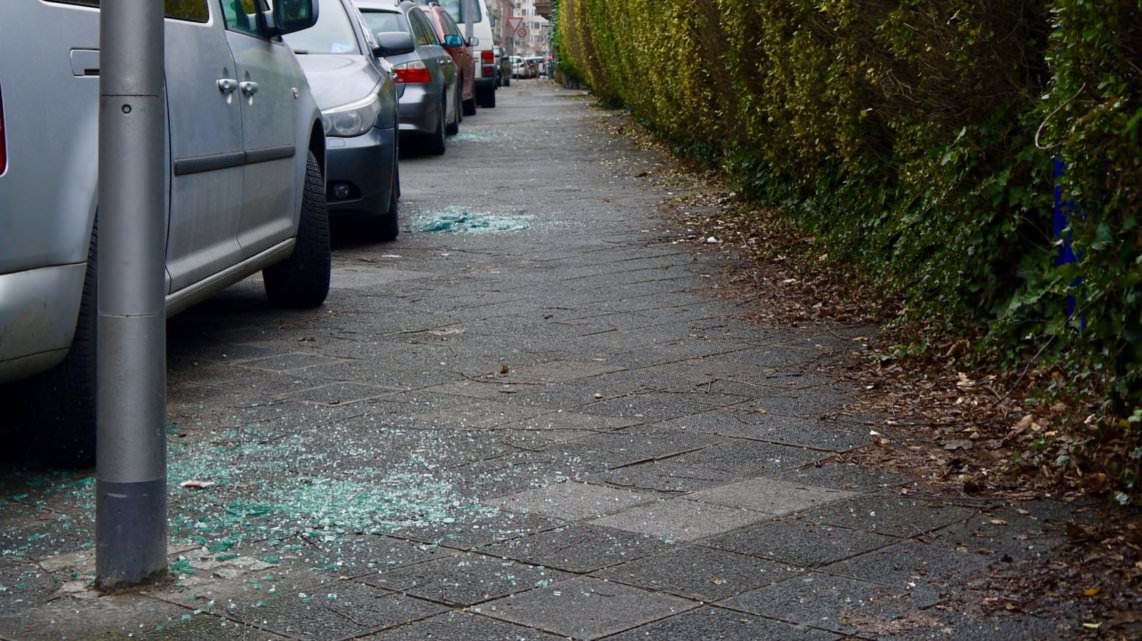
(282, 0, 361, 54)
(220, 0, 263, 35)
(407, 9, 438, 47)
(361, 9, 406, 34)
(440, 11, 462, 38)
(428, 0, 479, 24)
(46, 0, 210, 22)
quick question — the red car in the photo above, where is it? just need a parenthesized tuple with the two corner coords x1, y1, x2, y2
(420, 4, 477, 116)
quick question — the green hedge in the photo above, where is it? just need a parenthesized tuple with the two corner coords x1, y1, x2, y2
(558, 1, 1141, 424)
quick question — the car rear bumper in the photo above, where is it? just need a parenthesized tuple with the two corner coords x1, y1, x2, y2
(326, 126, 397, 218)
(0, 262, 86, 384)
(397, 85, 438, 135)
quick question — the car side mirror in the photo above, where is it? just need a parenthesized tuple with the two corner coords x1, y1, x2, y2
(268, 0, 319, 36)
(373, 31, 416, 57)
(443, 34, 465, 48)
(467, 36, 479, 47)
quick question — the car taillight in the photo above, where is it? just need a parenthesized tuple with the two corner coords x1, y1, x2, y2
(0, 88, 6, 174)
(393, 61, 432, 84)
(481, 50, 494, 64)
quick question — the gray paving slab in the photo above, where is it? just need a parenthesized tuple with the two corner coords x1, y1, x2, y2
(0, 595, 188, 641)
(362, 553, 570, 606)
(672, 440, 829, 477)
(585, 460, 742, 494)
(600, 606, 840, 641)
(548, 430, 719, 470)
(800, 495, 978, 538)
(485, 524, 674, 573)
(689, 478, 856, 516)
(779, 463, 913, 491)
(224, 579, 445, 640)
(705, 518, 899, 568)
(595, 545, 801, 602)
(485, 482, 655, 521)
(474, 576, 696, 641)
(365, 610, 567, 640)
(389, 510, 566, 551)
(591, 499, 769, 543)
(819, 538, 995, 591)
(657, 410, 873, 452)
(724, 573, 941, 636)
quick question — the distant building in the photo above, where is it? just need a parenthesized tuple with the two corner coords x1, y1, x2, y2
(510, 0, 551, 56)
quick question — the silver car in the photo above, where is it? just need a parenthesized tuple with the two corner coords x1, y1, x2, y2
(0, 0, 328, 465)
(356, 0, 460, 155)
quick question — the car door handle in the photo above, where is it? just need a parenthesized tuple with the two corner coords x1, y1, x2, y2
(239, 81, 259, 96)
(217, 78, 238, 94)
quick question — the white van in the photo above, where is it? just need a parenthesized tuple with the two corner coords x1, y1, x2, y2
(417, 0, 497, 108)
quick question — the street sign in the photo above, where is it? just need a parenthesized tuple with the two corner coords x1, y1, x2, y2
(508, 16, 523, 32)
(516, 25, 529, 39)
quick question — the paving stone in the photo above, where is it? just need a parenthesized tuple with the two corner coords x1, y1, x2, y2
(501, 360, 627, 383)
(501, 427, 598, 451)
(672, 440, 828, 477)
(724, 573, 940, 636)
(602, 606, 840, 641)
(365, 610, 567, 640)
(689, 478, 856, 515)
(928, 510, 1067, 563)
(485, 482, 654, 521)
(586, 461, 741, 494)
(0, 595, 189, 641)
(285, 382, 398, 405)
(550, 430, 718, 470)
(503, 410, 643, 433)
(226, 580, 445, 640)
(410, 399, 553, 429)
(801, 495, 977, 538)
(298, 535, 457, 578)
(580, 391, 743, 422)
(474, 576, 696, 640)
(779, 463, 913, 492)
(390, 510, 566, 551)
(658, 410, 872, 452)
(595, 545, 801, 602)
(235, 352, 346, 372)
(0, 560, 58, 616)
(591, 499, 768, 542)
(820, 538, 995, 591)
(362, 553, 571, 606)
(485, 524, 673, 573)
(705, 519, 898, 567)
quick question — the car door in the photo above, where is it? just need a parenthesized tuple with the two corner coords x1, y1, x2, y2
(408, 8, 454, 122)
(165, 1, 246, 292)
(222, 0, 303, 258)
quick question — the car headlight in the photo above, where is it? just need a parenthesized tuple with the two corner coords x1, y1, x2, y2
(322, 93, 382, 138)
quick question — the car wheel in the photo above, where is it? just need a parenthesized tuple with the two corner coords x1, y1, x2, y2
(263, 150, 331, 309)
(446, 91, 460, 136)
(31, 223, 98, 468)
(463, 95, 477, 117)
(503, 74, 510, 87)
(424, 101, 446, 155)
(373, 159, 400, 242)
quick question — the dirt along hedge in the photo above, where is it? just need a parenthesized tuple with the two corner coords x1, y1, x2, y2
(557, 1, 1141, 492)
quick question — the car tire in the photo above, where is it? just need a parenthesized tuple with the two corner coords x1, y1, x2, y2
(477, 83, 495, 108)
(31, 223, 99, 468)
(424, 102, 446, 155)
(463, 96, 477, 117)
(373, 161, 400, 242)
(263, 150, 331, 309)
(446, 91, 460, 136)
(503, 75, 510, 87)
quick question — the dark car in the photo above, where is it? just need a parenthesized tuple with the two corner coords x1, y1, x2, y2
(285, 0, 403, 240)
(356, 0, 460, 155)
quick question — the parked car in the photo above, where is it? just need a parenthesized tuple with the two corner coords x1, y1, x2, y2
(510, 55, 525, 78)
(495, 46, 511, 87)
(356, 0, 459, 155)
(285, 0, 403, 241)
(527, 56, 545, 78)
(415, 0, 496, 108)
(421, 3, 477, 117)
(0, 0, 328, 465)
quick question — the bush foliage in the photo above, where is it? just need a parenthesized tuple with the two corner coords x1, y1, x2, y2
(558, 0, 1141, 463)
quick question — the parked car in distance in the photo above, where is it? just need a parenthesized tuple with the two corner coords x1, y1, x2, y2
(415, 0, 496, 108)
(0, 0, 329, 466)
(526, 56, 545, 78)
(421, 3, 477, 117)
(495, 46, 511, 87)
(285, 0, 403, 241)
(357, 0, 459, 155)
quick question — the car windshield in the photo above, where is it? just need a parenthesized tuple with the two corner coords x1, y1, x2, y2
(426, 0, 480, 24)
(283, 0, 360, 55)
(361, 9, 406, 34)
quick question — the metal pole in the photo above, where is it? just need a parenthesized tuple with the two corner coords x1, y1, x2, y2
(95, 0, 168, 590)
(464, 0, 474, 41)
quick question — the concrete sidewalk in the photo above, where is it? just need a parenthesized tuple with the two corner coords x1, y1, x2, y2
(0, 80, 1076, 640)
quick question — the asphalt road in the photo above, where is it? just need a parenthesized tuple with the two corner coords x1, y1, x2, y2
(0, 80, 1078, 641)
